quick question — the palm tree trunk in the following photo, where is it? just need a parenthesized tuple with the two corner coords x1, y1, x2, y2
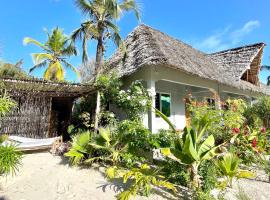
(94, 35, 104, 133)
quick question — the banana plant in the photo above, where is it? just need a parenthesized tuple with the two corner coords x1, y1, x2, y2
(215, 153, 255, 188)
(161, 127, 220, 188)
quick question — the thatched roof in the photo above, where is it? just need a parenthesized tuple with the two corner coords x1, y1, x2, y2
(0, 78, 94, 97)
(208, 43, 265, 85)
(109, 24, 269, 95)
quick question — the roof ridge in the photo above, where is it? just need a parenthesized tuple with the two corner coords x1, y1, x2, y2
(210, 42, 266, 55)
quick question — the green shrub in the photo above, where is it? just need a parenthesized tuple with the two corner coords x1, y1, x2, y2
(106, 164, 176, 200)
(199, 161, 218, 192)
(160, 159, 190, 187)
(249, 96, 270, 128)
(215, 153, 255, 188)
(96, 73, 151, 121)
(0, 93, 21, 176)
(0, 142, 22, 176)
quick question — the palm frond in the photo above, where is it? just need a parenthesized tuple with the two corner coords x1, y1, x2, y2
(71, 27, 85, 42)
(23, 37, 48, 50)
(62, 41, 77, 56)
(31, 53, 53, 65)
(261, 65, 270, 71)
(61, 59, 80, 78)
(29, 60, 48, 73)
(120, 0, 141, 20)
(75, 0, 95, 15)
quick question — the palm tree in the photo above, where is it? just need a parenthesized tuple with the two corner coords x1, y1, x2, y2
(72, 0, 140, 131)
(261, 65, 270, 85)
(23, 27, 79, 81)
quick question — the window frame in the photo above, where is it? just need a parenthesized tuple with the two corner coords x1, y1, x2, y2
(155, 91, 172, 117)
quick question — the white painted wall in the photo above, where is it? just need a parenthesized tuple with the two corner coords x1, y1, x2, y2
(115, 65, 260, 133)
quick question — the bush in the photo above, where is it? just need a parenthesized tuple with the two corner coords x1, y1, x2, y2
(0, 92, 22, 176)
(199, 161, 218, 192)
(0, 142, 22, 176)
(249, 96, 270, 128)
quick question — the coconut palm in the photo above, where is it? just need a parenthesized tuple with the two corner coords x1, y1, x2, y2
(23, 27, 79, 81)
(72, 0, 140, 130)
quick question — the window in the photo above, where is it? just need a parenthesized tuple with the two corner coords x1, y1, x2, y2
(155, 93, 171, 117)
(207, 98, 215, 108)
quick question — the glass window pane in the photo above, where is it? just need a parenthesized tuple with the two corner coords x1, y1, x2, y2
(161, 94, 171, 117)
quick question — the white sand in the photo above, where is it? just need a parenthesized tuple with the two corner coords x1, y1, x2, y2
(0, 152, 177, 200)
(1, 152, 269, 200)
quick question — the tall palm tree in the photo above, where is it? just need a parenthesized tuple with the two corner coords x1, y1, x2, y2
(72, 0, 140, 131)
(23, 27, 79, 81)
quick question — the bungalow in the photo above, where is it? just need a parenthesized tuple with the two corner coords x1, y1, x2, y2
(108, 24, 269, 133)
(0, 78, 93, 139)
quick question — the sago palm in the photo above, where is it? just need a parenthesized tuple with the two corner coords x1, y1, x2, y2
(72, 0, 140, 131)
(23, 27, 79, 81)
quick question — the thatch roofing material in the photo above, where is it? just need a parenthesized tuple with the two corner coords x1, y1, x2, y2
(0, 78, 94, 97)
(109, 24, 269, 95)
(208, 43, 265, 84)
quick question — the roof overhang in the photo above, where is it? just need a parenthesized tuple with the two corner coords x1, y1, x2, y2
(0, 78, 95, 98)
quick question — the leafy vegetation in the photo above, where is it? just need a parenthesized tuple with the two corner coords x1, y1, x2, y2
(215, 153, 255, 188)
(0, 60, 30, 79)
(0, 93, 22, 176)
(106, 164, 176, 200)
(72, 0, 140, 131)
(23, 27, 78, 81)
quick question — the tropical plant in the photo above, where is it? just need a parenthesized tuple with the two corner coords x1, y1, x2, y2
(215, 153, 255, 188)
(72, 0, 140, 131)
(23, 27, 78, 81)
(96, 74, 151, 121)
(106, 164, 176, 200)
(65, 127, 127, 166)
(65, 131, 92, 165)
(0, 137, 22, 176)
(84, 127, 127, 165)
(0, 94, 22, 176)
(250, 96, 270, 128)
(161, 127, 220, 189)
(188, 98, 247, 144)
(0, 92, 17, 117)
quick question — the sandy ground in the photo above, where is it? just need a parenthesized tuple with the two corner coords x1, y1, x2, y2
(1, 152, 270, 200)
(0, 152, 182, 200)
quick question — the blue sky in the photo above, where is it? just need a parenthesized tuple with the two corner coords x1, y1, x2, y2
(0, 0, 269, 83)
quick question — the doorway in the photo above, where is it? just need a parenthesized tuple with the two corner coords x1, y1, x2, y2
(49, 97, 73, 140)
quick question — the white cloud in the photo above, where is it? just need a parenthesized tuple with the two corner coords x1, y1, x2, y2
(231, 20, 260, 44)
(194, 20, 260, 53)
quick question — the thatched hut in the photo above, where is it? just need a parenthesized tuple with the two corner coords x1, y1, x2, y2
(0, 78, 93, 139)
(108, 24, 270, 132)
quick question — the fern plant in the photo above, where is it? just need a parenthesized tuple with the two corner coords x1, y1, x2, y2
(106, 164, 176, 200)
(215, 153, 255, 188)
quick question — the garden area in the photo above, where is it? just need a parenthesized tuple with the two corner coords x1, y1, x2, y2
(0, 0, 270, 200)
(1, 73, 270, 200)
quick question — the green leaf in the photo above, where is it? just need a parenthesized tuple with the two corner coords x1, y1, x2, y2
(154, 107, 176, 132)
